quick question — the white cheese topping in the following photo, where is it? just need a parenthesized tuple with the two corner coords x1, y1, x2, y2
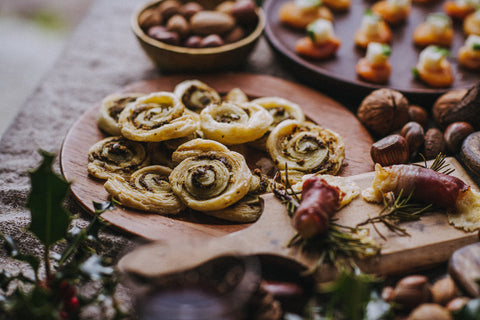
(386, 0, 411, 9)
(307, 19, 334, 44)
(426, 13, 451, 36)
(361, 13, 381, 37)
(295, 0, 321, 10)
(366, 42, 390, 65)
(418, 46, 447, 71)
(455, 0, 480, 9)
(466, 34, 480, 50)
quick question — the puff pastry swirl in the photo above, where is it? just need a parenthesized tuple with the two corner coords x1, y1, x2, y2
(200, 101, 273, 145)
(249, 96, 305, 150)
(267, 120, 345, 183)
(169, 139, 252, 211)
(119, 92, 198, 142)
(104, 165, 185, 215)
(97, 92, 144, 136)
(87, 136, 149, 180)
(174, 80, 221, 112)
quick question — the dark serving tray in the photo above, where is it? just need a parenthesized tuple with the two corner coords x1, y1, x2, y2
(263, 0, 480, 107)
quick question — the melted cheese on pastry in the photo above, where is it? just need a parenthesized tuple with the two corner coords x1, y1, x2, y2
(449, 188, 480, 231)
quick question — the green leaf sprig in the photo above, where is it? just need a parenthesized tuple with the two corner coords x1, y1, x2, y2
(0, 150, 128, 320)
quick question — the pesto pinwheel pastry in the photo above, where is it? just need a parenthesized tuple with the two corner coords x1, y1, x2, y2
(97, 92, 144, 136)
(119, 92, 198, 142)
(224, 88, 249, 104)
(203, 194, 264, 223)
(169, 139, 252, 211)
(174, 80, 221, 112)
(104, 165, 185, 215)
(171, 138, 230, 164)
(200, 101, 273, 145)
(87, 136, 149, 180)
(148, 131, 204, 168)
(249, 96, 305, 150)
(267, 120, 345, 184)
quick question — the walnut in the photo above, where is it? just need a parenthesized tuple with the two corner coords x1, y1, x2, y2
(433, 89, 468, 130)
(357, 88, 409, 137)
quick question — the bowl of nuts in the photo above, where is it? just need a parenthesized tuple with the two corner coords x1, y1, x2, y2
(132, 0, 265, 72)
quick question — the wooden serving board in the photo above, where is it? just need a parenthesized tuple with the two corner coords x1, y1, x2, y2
(118, 157, 480, 280)
(263, 0, 477, 105)
(60, 73, 373, 240)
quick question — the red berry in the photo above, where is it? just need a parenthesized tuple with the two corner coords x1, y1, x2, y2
(64, 296, 79, 312)
(60, 311, 68, 320)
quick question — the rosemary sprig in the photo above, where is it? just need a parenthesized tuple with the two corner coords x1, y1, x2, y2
(356, 189, 432, 240)
(288, 223, 380, 275)
(418, 152, 455, 175)
(272, 164, 300, 217)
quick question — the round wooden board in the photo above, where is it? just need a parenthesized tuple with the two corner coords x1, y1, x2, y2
(264, 0, 479, 105)
(60, 73, 373, 241)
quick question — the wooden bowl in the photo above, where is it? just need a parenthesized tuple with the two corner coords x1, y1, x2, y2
(131, 0, 265, 72)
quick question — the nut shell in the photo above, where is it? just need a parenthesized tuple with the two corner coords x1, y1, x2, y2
(401, 122, 425, 155)
(357, 88, 409, 137)
(433, 89, 468, 130)
(444, 122, 475, 154)
(371, 134, 409, 166)
(431, 276, 457, 306)
(190, 11, 236, 35)
(408, 303, 452, 320)
(408, 105, 429, 128)
(423, 128, 446, 160)
(393, 275, 431, 310)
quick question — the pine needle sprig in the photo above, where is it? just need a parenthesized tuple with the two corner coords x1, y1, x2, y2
(288, 222, 380, 275)
(418, 153, 455, 175)
(356, 189, 432, 240)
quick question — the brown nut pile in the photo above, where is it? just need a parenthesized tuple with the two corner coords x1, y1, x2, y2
(138, 0, 259, 48)
(358, 85, 479, 167)
(381, 274, 468, 320)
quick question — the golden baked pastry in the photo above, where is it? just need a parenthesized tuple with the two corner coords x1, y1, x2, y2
(97, 92, 144, 136)
(267, 120, 345, 184)
(119, 92, 199, 142)
(200, 101, 273, 145)
(104, 165, 185, 215)
(169, 139, 252, 211)
(87, 136, 149, 180)
(249, 96, 305, 150)
(174, 79, 221, 112)
(203, 194, 264, 223)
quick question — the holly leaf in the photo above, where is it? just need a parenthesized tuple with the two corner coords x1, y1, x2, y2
(26, 150, 71, 248)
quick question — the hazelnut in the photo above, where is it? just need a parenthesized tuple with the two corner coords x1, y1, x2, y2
(408, 105, 429, 128)
(357, 88, 410, 137)
(190, 11, 236, 35)
(216, 1, 236, 15)
(446, 297, 469, 311)
(224, 26, 246, 43)
(158, 0, 181, 20)
(147, 26, 180, 45)
(433, 89, 468, 130)
(431, 276, 458, 306)
(371, 134, 409, 166)
(138, 7, 163, 29)
(167, 14, 190, 38)
(199, 34, 224, 48)
(393, 275, 431, 310)
(179, 2, 203, 20)
(232, 0, 258, 26)
(408, 303, 452, 320)
(444, 122, 475, 154)
(400, 122, 425, 155)
(184, 35, 202, 48)
(382, 286, 395, 301)
(423, 128, 446, 160)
